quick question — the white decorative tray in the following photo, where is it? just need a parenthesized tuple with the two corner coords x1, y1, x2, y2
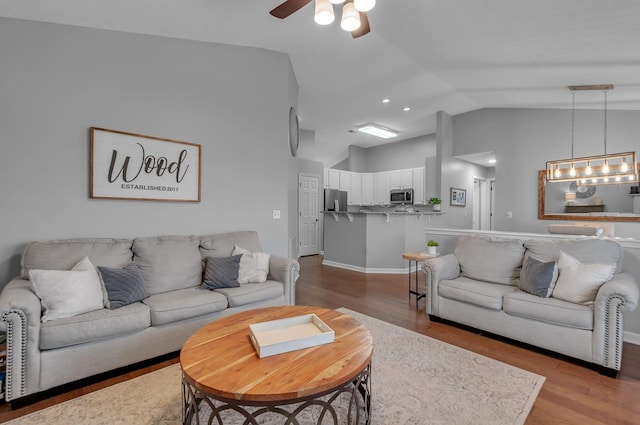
(249, 314, 335, 358)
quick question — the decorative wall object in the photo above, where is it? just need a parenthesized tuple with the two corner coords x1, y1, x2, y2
(90, 127, 201, 202)
(450, 187, 466, 207)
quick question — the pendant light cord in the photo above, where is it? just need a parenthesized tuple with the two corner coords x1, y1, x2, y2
(571, 89, 575, 159)
(603, 89, 608, 155)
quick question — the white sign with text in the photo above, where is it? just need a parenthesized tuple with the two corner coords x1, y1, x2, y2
(90, 128, 201, 202)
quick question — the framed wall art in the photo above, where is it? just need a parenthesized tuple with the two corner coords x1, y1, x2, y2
(450, 187, 466, 207)
(90, 127, 201, 202)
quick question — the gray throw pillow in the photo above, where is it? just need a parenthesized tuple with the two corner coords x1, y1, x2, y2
(202, 255, 242, 290)
(98, 263, 149, 309)
(518, 256, 558, 298)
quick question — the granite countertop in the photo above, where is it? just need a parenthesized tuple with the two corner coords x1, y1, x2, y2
(321, 210, 441, 215)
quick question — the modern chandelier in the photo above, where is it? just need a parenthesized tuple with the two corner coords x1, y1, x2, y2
(545, 84, 638, 185)
(315, 0, 375, 32)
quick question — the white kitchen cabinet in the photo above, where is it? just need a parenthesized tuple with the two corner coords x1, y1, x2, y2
(339, 170, 351, 193)
(373, 171, 391, 205)
(412, 167, 425, 204)
(325, 168, 340, 189)
(390, 169, 413, 189)
(349, 172, 362, 205)
(361, 173, 374, 206)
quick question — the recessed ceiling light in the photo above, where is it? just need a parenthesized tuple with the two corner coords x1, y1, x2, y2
(488, 159, 496, 164)
(382, 98, 390, 103)
(357, 124, 398, 139)
(403, 107, 411, 112)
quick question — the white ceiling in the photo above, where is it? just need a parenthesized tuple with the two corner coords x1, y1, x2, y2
(2, 0, 640, 166)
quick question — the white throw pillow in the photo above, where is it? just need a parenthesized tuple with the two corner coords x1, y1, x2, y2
(232, 245, 270, 283)
(30, 258, 104, 322)
(551, 251, 615, 305)
(72, 256, 110, 308)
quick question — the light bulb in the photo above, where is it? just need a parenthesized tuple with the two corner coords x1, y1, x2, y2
(354, 0, 376, 12)
(581, 178, 587, 184)
(615, 176, 622, 182)
(602, 161, 609, 173)
(314, 0, 335, 25)
(621, 159, 629, 172)
(592, 177, 598, 184)
(631, 175, 637, 181)
(341, 2, 361, 31)
(554, 167, 561, 178)
(603, 177, 609, 183)
(569, 165, 576, 177)
(585, 162, 592, 176)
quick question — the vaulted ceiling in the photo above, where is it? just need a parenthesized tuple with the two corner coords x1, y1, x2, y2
(2, 0, 639, 165)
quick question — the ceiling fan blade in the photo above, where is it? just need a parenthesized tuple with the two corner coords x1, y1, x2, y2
(351, 12, 370, 38)
(270, 0, 312, 19)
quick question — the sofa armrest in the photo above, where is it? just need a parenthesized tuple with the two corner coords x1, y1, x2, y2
(422, 254, 460, 317)
(592, 272, 640, 371)
(267, 255, 300, 306)
(0, 278, 44, 401)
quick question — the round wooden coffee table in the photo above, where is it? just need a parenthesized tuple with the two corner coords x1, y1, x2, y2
(180, 306, 373, 425)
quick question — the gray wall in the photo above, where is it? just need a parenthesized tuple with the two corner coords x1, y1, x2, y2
(0, 18, 299, 286)
(361, 134, 437, 172)
(451, 108, 640, 238)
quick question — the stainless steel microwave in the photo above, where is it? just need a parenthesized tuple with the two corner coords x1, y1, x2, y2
(390, 188, 413, 205)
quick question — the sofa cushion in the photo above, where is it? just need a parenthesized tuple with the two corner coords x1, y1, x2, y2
(98, 263, 149, 309)
(21, 238, 133, 278)
(214, 281, 283, 307)
(199, 231, 263, 258)
(233, 245, 270, 283)
(518, 256, 558, 298)
(504, 290, 594, 330)
(142, 288, 228, 326)
(30, 268, 105, 323)
(202, 255, 242, 289)
(39, 302, 151, 350)
(438, 277, 518, 310)
(133, 235, 202, 295)
(551, 251, 615, 305)
(524, 238, 624, 273)
(454, 235, 525, 285)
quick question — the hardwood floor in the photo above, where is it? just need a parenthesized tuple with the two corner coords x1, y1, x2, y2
(1, 254, 639, 424)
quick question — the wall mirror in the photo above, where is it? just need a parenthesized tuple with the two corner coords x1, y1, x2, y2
(538, 170, 640, 222)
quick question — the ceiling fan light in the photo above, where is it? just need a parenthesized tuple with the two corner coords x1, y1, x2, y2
(341, 2, 361, 31)
(353, 0, 375, 12)
(314, 0, 335, 25)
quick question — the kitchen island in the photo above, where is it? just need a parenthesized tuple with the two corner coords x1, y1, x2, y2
(322, 210, 443, 273)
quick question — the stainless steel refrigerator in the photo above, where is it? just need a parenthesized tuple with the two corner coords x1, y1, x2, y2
(324, 189, 348, 211)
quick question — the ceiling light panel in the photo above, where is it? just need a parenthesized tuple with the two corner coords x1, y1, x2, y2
(357, 124, 398, 139)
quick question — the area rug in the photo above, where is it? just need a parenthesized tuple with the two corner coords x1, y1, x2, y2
(5, 308, 545, 425)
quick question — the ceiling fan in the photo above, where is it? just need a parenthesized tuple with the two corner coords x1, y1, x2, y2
(270, 0, 373, 39)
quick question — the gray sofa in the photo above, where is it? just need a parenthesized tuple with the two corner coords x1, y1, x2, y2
(423, 234, 639, 375)
(0, 231, 299, 402)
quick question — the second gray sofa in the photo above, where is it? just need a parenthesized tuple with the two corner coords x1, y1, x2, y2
(423, 234, 639, 375)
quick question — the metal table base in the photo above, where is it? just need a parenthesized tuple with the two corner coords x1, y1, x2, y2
(182, 363, 372, 425)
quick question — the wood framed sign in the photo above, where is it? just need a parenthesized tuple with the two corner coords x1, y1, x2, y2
(90, 127, 201, 202)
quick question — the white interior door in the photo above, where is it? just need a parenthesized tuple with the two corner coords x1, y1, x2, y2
(299, 174, 320, 257)
(490, 179, 496, 230)
(473, 179, 480, 230)
(473, 177, 492, 231)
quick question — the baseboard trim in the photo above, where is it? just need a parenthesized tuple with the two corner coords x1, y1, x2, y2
(321, 260, 407, 274)
(624, 331, 640, 345)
